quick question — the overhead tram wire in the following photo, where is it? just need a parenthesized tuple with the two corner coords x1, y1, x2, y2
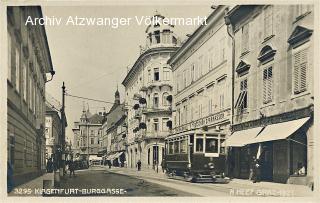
(65, 92, 170, 111)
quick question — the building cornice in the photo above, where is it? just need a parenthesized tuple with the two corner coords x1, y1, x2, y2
(168, 6, 227, 68)
(122, 46, 178, 87)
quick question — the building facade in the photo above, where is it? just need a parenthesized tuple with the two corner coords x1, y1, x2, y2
(122, 13, 180, 169)
(7, 6, 55, 186)
(225, 5, 314, 185)
(45, 105, 62, 162)
(168, 5, 232, 168)
(72, 106, 103, 161)
(102, 90, 127, 166)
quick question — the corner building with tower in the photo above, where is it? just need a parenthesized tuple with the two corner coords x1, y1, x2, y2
(122, 13, 180, 170)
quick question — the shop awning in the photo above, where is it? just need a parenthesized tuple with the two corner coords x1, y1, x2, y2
(247, 117, 309, 144)
(226, 127, 264, 147)
(113, 152, 124, 159)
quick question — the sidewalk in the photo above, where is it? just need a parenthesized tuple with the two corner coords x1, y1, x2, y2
(8, 172, 54, 196)
(102, 165, 314, 197)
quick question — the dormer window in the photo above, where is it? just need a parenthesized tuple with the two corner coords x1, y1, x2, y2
(258, 45, 276, 64)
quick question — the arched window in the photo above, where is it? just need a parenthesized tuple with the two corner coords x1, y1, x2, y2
(162, 92, 169, 106)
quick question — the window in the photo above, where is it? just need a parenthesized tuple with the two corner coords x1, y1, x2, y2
(169, 142, 174, 154)
(174, 141, 179, 154)
(195, 138, 203, 152)
(162, 118, 169, 132)
(153, 118, 159, 132)
(15, 48, 20, 92)
(208, 49, 213, 70)
(29, 76, 33, 110)
(180, 139, 187, 153)
(263, 67, 273, 103)
(9, 133, 15, 165)
(163, 67, 170, 81)
(77, 141, 80, 147)
(191, 64, 195, 82)
(235, 79, 248, 111)
(154, 68, 160, 81)
(91, 138, 94, 144)
(220, 37, 225, 61)
(198, 55, 203, 77)
(153, 93, 159, 108)
(264, 6, 273, 38)
(162, 30, 171, 44)
(91, 130, 94, 135)
(241, 23, 249, 53)
(22, 63, 27, 101)
(148, 69, 151, 82)
(8, 32, 12, 81)
(293, 48, 308, 94)
(183, 70, 187, 88)
(162, 92, 169, 106)
(154, 31, 160, 43)
(205, 138, 218, 153)
(24, 139, 27, 166)
(220, 94, 224, 110)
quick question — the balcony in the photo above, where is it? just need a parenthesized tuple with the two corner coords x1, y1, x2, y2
(142, 106, 171, 114)
(144, 131, 168, 140)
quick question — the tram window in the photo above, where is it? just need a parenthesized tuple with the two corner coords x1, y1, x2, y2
(169, 142, 174, 154)
(174, 141, 179, 154)
(195, 138, 204, 152)
(180, 139, 187, 153)
(205, 138, 218, 153)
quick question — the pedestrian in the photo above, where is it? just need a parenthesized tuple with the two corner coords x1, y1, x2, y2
(108, 160, 112, 169)
(136, 160, 141, 171)
(161, 159, 166, 173)
(7, 161, 14, 193)
(69, 160, 76, 177)
(46, 158, 53, 173)
(251, 156, 260, 183)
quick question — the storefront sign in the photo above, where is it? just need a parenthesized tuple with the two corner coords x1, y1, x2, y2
(173, 109, 230, 134)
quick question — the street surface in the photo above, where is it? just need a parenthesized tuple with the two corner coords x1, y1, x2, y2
(55, 166, 197, 196)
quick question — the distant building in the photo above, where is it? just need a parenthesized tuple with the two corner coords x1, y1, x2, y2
(45, 105, 62, 162)
(72, 105, 104, 161)
(122, 12, 180, 169)
(101, 89, 127, 166)
(7, 6, 55, 186)
(168, 5, 232, 165)
(225, 5, 314, 185)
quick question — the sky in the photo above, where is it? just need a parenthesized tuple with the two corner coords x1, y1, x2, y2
(42, 4, 213, 142)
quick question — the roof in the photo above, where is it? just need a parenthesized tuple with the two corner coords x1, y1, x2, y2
(88, 113, 104, 124)
(106, 103, 126, 131)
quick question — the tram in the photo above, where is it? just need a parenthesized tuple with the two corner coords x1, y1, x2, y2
(164, 131, 227, 183)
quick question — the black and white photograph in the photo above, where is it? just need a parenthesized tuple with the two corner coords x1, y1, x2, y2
(1, 0, 319, 202)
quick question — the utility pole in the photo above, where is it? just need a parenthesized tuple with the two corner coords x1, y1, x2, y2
(61, 82, 66, 177)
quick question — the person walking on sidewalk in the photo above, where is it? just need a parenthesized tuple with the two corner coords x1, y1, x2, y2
(68, 160, 76, 177)
(136, 160, 142, 171)
(251, 156, 260, 183)
(161, 159, 166, 173)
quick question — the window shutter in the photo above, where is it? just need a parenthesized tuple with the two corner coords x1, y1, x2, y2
(300, 49, 308, 92)
(263, 69, 267, 103)
(267, 67, 273, 102)
(293, 51, 301, 94)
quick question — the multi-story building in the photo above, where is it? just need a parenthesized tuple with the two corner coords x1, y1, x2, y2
(7, 6, 55, 186)
(167, 5, 232, 167)
(122, 12, 180, 169)
(72, 106, 103, 161)
(102, 90, 127, 166)
(225, 5, 314, 185)
(45, 105, 62, 162)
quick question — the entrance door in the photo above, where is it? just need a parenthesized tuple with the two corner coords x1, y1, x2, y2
(260, 142, 273, 181)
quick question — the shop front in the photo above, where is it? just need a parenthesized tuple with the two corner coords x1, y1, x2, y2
(227, 116, 312, 185)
